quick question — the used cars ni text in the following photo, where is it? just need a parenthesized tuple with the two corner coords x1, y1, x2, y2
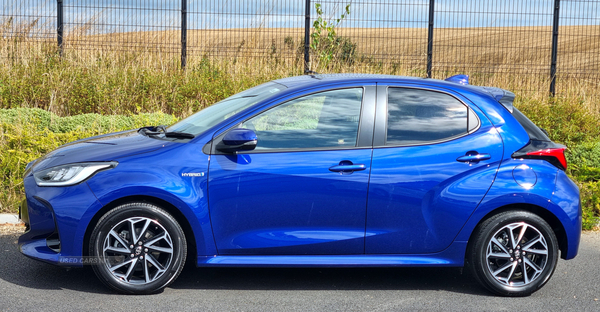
(19, 74, 581, 296)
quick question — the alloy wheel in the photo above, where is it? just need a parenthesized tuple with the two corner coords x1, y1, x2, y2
(485, 222, 549, 287)
(102, 217, 174, 285)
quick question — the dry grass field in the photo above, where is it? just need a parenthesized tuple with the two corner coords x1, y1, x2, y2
(45, 25, 597, 100)
(2, 22, 599, 110)
(50, 25, 596, 66)
(72, 26, 598, 70)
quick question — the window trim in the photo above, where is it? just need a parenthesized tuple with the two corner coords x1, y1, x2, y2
(210, 86, 375, 155)
(375, 85, 481, 148)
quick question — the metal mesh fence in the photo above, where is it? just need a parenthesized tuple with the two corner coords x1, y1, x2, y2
(555, 0, 600, 96)
(187, 0, 305, 60)
(1, 0, 57, 61)
(313, 0, 429, 72)
(1, 0, 599, 96)
(62, 0, 181, 54)
(432, 0, 555, 88)
(1, 0, 56, 40)
(558, 0, 600, 78)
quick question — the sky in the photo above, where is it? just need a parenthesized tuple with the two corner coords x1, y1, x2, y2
(2, 0, 599, 34)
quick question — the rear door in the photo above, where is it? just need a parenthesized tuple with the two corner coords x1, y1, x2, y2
(366, 85, 503, 254)
(208, 86, 376, 255)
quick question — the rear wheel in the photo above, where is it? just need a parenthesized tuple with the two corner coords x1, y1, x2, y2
(468, 210, 558, 296)
(89, 202, 187, 294)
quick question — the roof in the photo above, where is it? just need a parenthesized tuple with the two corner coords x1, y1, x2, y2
(273, 73, 424, 88)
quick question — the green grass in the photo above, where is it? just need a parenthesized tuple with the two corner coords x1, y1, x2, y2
(515, 97, 600, 147)
(0, 108, 178, 212)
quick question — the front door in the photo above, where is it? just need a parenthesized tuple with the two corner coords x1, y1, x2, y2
(208, 87, 375, 255)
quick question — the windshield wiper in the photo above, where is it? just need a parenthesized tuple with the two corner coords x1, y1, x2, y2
(164, 131, 195, 139)
(139, 125, 195, 139)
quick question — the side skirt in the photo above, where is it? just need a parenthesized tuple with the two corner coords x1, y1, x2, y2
(197, 242, 467, 267)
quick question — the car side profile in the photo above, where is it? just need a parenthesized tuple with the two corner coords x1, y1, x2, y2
(19, 74, 581, 296)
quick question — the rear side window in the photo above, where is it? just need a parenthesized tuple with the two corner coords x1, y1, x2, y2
(386, 88, 474, 146)
(512, 107, 551, 142)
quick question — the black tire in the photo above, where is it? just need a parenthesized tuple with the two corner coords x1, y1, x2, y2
(467, 210, 559, 297)
(89, 202, 187, 294)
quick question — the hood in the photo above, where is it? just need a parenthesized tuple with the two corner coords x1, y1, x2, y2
(32, 130, 174, 171)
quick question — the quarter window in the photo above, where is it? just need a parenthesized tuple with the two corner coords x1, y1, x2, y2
(241, 88, 364, 150)
(386, 88, 471, 146)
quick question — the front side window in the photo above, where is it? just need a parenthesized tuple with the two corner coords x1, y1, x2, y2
(241, 88, 364, 150)
(386, 88, 470, 146)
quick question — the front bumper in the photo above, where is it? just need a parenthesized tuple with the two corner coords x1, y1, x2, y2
(19, 198, 29, 231)
(18, 175, 104, 267)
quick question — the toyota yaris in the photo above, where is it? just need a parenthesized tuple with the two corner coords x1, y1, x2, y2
(19, 74, 581, 296)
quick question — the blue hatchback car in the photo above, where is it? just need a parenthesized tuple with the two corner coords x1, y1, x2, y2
(19, 74, 581, 296)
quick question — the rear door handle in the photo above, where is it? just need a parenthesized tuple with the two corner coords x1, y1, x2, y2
(456, 153, 491, 162)
(329, 164, 366, 172)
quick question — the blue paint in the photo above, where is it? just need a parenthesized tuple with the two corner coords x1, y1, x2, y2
(513, 164, 538, 189)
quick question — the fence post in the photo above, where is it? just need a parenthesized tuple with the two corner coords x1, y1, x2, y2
(427, 0, 435, 78)
(550, 0, 560, 96)
(181, 0, 188, 69)
(57, 0, 64, 56)
(304, 0, 311, 74)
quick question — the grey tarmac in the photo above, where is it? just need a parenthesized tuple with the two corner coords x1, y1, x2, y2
(1, 227, 598, 312)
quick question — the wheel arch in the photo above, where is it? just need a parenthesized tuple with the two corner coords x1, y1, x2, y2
(465, 203, 568, 260)
(83, 195, 197, 265)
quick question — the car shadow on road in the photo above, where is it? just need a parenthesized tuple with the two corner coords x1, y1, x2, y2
(171, 265, 490, 295)
(1, 233, 490, 296)
(0, 233, 112, 294)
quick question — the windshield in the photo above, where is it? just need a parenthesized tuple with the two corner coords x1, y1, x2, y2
(167, 82, 287, 136)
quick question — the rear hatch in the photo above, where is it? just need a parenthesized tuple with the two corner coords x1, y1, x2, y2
(482, 86, 568, 171)
(510, 108, 568, 170)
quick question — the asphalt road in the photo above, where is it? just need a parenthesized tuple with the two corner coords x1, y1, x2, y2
(1, 229, 599, 312)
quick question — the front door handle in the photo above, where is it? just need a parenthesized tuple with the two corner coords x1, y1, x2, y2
(329, 160, 366, 174)
(456, 152, 491, 162)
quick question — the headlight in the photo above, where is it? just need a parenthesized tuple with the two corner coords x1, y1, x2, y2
(33, 162, 118, 187)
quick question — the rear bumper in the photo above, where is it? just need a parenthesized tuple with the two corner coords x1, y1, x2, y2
(551, 170, 582, 260)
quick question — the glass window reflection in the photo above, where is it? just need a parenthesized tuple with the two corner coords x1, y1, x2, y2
(386, 88, 468, 146)
(241, 88, 363, 150)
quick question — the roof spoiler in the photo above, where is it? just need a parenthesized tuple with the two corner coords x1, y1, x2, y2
(481, 87, 516, 113)
(444, 74, 515, 113)
(444, 74, 469, 85)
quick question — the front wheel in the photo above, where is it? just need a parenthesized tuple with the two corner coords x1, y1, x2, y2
(89, 202, 187, 294)
(468, 211, 559, 296)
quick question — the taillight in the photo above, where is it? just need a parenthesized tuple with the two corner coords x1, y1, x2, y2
(512, 141, 568, 171)
(525, 147, 567, 170)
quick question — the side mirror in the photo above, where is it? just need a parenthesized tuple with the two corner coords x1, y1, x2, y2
(217, 128, 258, 153)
